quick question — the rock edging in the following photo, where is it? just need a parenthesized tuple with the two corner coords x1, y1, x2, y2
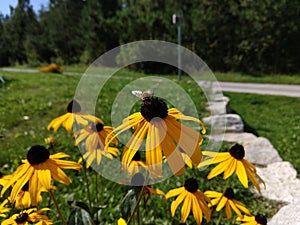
(203, 93, 300, 225)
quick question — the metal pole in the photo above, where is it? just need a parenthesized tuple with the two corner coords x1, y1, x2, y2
(177, 17, 182, 81)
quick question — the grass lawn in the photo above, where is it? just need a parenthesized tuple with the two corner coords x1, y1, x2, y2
(0, 70, 295, 224)
(225, 92, 300, 175)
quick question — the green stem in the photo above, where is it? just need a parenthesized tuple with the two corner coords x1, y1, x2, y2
(82, 157, 92, 209)
(127, 185, 145, 225)
(49, 189, 67, 225)
(216, 210, 223, 225)
(215, 179, 231, 225)
(137, 205, 140, 225)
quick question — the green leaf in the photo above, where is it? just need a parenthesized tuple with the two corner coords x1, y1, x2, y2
(120, 189, 138, 219)
(67, 201, 94, 225)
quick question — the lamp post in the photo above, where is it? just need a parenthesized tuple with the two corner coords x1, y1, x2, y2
(172, 14, 182, 81)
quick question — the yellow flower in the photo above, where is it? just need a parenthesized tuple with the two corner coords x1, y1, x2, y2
(1, 208, 53, 225)
(75, 122, 119, 168)
(12, 182, 49, 209)
(79, 147, 119, 168)
(44, 135, 57, 146)
(0, 199, 11, 218)
(198, 144, 265, 192)
(236, 214, 268, 225)
(205, 188, 250, 219)
(165, 178, 211, 224)
(48, 100, 102, 133)
(124, 152, 147, 175)
(1, 145, 81, 206)
(75, 122, 118, 151)
(106, 97, 206, 177)
(118, 217, 127, 225)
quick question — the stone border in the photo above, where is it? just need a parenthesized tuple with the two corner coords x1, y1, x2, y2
(203, 95, 300, 225)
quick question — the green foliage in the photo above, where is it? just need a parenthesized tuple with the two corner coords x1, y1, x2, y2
(0, 70, 293, 224)
(67, 201, 95, 225)
(226, 92, 300, 174)
(1, 0, 300, 74)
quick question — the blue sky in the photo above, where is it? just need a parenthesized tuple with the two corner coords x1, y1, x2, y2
(0, 0, 49, 16)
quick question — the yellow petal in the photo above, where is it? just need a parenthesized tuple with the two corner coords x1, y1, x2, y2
(225, 202, 232, 219)
(234, 199, 251, 215)
(181, 193, 192, 222)
(216, 196, 227, 212)
(171, 190, 187, 217)
(10, 165, 34, 203)
(223, 158, 237, 179)
(165, 119, 203, 165)
(37, 166, 51, 190)
(207, 158, 231, 179)
(228, 200, 243, 218)
(165, 187, 185, 199)
(236, 160, 248, 188)
(161, 132, 185, 176)
(118, 218, 127, 225)
(191, 194, 203, 225)
(146, 122, 162, 177)
(122, 121, 149, 165)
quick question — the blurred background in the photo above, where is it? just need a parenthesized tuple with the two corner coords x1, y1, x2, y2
(0, 0, 299, 75)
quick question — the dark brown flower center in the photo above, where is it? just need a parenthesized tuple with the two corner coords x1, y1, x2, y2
(15, 212, 28, 223)
(229, 143, 245, 160)
(132, 151, 141, 161)
(184, 178, 198, 193)
(22, 182, 29, 192)
(27, 145, 50, 165)
(140, 97, 168, 122)
(255, 214, 267, 225)
(131, 173, 145, 186)
(91, 122, 104, 132)
(67, 100, 81, 113)
(224, 188, 235, 199)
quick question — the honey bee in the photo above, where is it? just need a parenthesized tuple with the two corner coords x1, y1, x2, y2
(131, 84, 159, 100)
(131, 89, 154, 100)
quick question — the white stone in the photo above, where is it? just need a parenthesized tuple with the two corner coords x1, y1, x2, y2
(206, 96, 230, 115)
(207, 132, 257, 145)
(244, 137, 282, 165)
(269, 198, 300, 225)
(256, 161, 300, 204)
(202, 114, 244, 133)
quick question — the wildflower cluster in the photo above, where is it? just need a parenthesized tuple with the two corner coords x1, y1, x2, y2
(0, 95, 268, 225)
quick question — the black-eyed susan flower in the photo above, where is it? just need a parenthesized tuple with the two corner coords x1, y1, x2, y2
(44, 135, 57, 147)
(48, 100, 102, 133)
(106, 97, 206, 177)
(125, 152, 147, 175)
(165, 178, 211, 224)
(198, 144, 265, 192)
(205, 188, 250, 219)
(75, 122, 118, 151)
(75, 122, 119, 168)
(236, 214, 268, 225)
(0, 199, 11, 218)
(79, 147, 119, 168)
(1, 145, 81, 206)
(13, 182, 47, 209)
(1, 208, 53, 225)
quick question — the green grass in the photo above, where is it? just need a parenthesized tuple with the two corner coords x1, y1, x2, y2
(214, 72, 300, 85)
(0, 70, 292, 224)
(4, 65, 300, 84)
(225, 92, 300, 175)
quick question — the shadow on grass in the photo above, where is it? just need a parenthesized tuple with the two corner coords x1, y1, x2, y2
(228, 108, 259, 136)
